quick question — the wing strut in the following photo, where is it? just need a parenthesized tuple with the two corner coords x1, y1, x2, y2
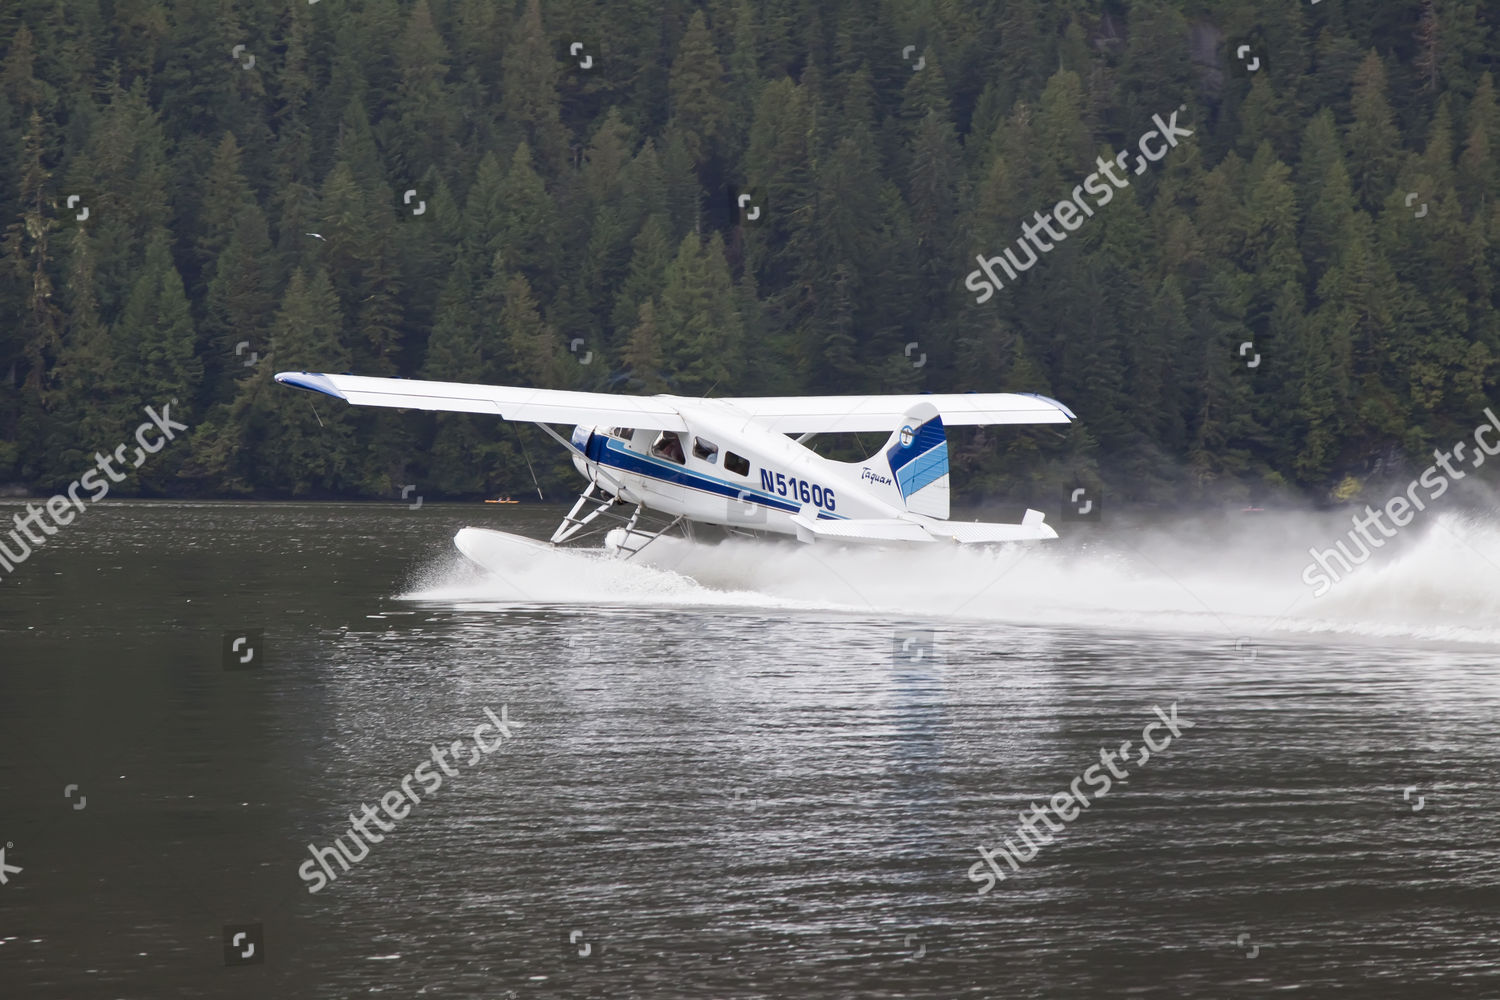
(529, 421, 632, 499)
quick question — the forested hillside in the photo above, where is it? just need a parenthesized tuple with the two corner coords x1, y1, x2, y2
(1, 0, 1496, 506)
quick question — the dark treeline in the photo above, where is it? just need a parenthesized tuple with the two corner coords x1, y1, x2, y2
(0, 0, 1496, 506)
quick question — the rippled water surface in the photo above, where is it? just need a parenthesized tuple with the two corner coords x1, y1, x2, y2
(1, 501, 1498, 998)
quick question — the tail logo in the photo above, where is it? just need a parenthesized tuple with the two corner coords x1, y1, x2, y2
(882, 411, 950, 518)
(886, 419, 948, 499)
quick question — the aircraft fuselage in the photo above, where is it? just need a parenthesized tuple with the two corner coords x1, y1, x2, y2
(568, 399, 905, 536)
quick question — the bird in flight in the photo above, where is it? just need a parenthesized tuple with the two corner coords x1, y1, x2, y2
(305, 232, 327, 241)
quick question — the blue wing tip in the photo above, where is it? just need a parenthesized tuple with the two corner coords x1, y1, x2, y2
(1018, 392, 1077, 421)
(274, 371, 348, 401)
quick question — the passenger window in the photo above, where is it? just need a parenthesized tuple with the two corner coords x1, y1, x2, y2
(693, 437, 719, 462)
(724, 451, 750, 477)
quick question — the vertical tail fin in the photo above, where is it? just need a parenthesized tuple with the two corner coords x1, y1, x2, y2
(877, 402, 950, 519)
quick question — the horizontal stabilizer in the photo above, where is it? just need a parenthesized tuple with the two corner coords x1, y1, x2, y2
(790, 510, 936, 544)
(921, 509, 1058, 543)
(789, 507, 1057, 544)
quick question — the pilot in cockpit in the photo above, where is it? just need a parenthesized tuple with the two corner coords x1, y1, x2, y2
(651, 431, 685, 464)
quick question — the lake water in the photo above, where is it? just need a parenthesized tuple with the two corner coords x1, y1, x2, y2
(1, 500, 1497, 998)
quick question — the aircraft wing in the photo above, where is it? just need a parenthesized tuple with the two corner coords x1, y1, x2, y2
(273, 372, 688, 431)
(274, 373, 1073, 435)
(714, 393, 1075, 433)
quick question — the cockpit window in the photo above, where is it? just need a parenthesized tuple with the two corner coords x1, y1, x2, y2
(692, 437, 719, 462)
(651, 431, 686, 465)
(609, 427, 635, 440)
(724, 451, 750, 476)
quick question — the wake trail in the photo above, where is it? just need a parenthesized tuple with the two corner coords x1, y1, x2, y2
(398, 510, 1500, 646)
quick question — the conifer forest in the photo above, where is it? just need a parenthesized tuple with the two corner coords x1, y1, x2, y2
(1, 0, 1496, 508)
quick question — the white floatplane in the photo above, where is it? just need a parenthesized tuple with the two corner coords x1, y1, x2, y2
(274, 372, 1075, 558)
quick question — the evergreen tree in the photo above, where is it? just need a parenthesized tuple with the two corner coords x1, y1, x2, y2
(493, 142, 561, 301)
(1457, 73, 1498, 214)
(656, 232, 743, 394)
(667, 10, 730, 168)
(206, 268, 353, 495)
(190, 132, 257, 303)
(113, 229, 203, 410)
(388, 0, 454, 182)
(201, 203, 275, 407)
(499, 0, 569, 174)
(1, 110, 64, 481)
(316, 159, 402, 373)
(623, 299, 668, 392)
(421, 256, 509, 495)
(1346, 52, 1402, 213)
(496, 271, 563, 388)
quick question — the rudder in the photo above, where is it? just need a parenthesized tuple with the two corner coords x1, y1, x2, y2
(878, 402, 949, 519)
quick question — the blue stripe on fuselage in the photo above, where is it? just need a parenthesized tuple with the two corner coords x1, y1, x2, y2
(583, 429, 608, 463)
(593, 439, 830, 517)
